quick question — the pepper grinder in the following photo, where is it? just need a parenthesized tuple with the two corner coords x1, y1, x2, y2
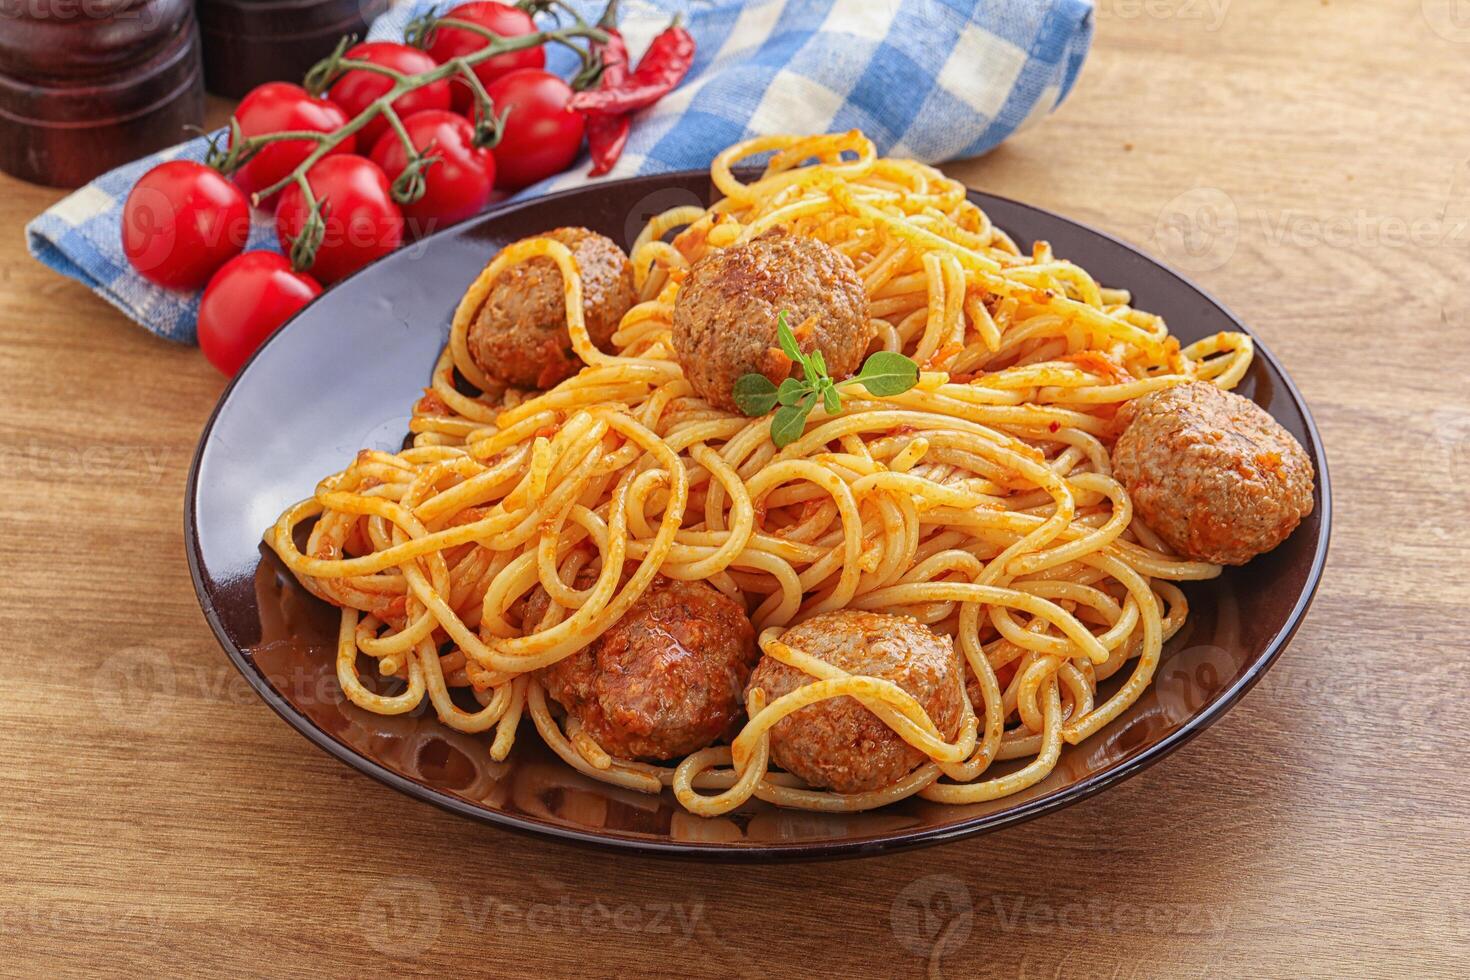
(197, 0, 392, 99)
(0, 0, 204, 188)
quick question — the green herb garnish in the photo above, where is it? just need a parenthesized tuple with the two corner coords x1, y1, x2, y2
(732, 310, 920, 447)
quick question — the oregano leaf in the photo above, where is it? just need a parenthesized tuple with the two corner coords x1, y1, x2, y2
(770, 400, 812, 447)
(776, 377, 807, 406)
(855, 350, 920, 396)
(733, 373, 779, 416)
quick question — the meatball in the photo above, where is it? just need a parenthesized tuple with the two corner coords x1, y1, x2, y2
(534, 577, 758, 762)
(746, 611, 965, 795)
(466, 226, 635, 389)
(671, 229, 873, 412)
(1111, 380, 1315, 565)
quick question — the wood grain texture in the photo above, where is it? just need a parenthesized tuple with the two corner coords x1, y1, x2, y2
(3, 2, 1467, 976)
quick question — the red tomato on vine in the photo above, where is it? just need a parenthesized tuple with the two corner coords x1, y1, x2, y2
(483, 69, 585, 190)
(370, 109, 497, 236)
(198, 251, 322, 376)
(425, 1, 545, 112)
(121, 160, 252, 290)
(229, 82, 355, 205)
(326, 42, 451, 151)
(274, 155, 405, 284)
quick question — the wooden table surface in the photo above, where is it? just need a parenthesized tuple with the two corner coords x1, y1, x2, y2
(4, 2, 1467, 976)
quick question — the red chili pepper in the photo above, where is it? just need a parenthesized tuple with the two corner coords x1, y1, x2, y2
(584, 0, 631, 176)
(587, 111, 631, 177)
(568, 14, 695, 117)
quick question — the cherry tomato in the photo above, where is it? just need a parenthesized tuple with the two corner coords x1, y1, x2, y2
(229, 82, 354, 206)
(198, 251, 322, 376)
(274, 154, 405, 284)
(426, 1, 544, 113)
(121, 160, 251, 290)
(370, 110, 496, 237)
(483, 69, 585, 190)
(326, 41, 450, 151)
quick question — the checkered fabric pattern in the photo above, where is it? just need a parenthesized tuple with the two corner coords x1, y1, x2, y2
(25, 0, 1093, 344)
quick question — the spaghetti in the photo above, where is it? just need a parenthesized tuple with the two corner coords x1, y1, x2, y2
(266, 131, 1252, 816)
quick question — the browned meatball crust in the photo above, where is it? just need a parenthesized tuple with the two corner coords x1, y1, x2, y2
(746, 611, 965, 795)
(1112, 380, 1315, 566)
(535, 578, 758, 762)
(466, 226, 635, 389)
(671, 230, 873, 412)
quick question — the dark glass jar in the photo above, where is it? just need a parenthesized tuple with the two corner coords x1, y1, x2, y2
(197, 0, 391, 99)
(0, 0, 204, 188)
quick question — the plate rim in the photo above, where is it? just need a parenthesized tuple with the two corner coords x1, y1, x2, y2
(184, 170, 1333, 861)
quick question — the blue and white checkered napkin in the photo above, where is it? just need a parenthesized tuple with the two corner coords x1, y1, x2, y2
(25, 0, 1093, 345)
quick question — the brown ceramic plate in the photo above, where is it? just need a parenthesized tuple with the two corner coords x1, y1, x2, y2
(186, 171, 1331, 859)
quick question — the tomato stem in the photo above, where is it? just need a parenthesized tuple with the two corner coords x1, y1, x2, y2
(564, 37, 604, 90)
(382, 105, 437, 205)
(381, 102, 416, 158)
(454, 63, 509, 150)
(330, 58, 412, 85)
(301, 34, 355, 98)
(284, 175, 326, 274)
